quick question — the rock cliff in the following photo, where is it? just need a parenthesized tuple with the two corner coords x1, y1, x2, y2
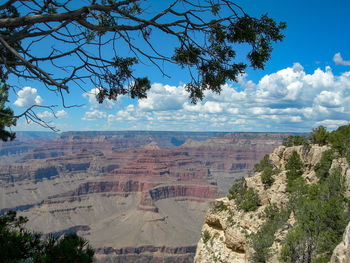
(195, 144, 350, 263)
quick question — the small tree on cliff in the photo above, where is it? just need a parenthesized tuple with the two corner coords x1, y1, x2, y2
(0, 0, 286, 141)
(309, 126, 329, 146)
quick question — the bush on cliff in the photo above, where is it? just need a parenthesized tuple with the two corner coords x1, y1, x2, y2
(249, 204, 290, 263)
(309, 126, 329, 146)
(281, 167, 349, 262)
(0, 211, 94, 263)
(329, 124, 350, 163)
(285, 151, 304, 190)
(254, 154, 279, 189)
(228, 178, 260, 212)
(254, 154, 271, 173)
(315, 150, 334, 180)
(282, 135, 308, 147)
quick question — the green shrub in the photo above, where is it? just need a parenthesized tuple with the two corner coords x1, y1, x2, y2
(210, 201, 228, 212)
(227, 177, 246, 200)
(261, 166, 276, 188)
(202, 230, 211, 244)
(315, 150, 334, 180)
(280, 225, 307, 263)
(282, 135, 308, 147)
(249, 224, 275, 263)
(250, 204, 290, 263)
(238, 188, 260, 212)
(309, 125, 329, 145)
(254, 154, 271, 172)
(254, 154, 279, 189)
(285, 151, 304, 189)
(228, 178, 260, 212)
(329, 124, 350, 162)
(281, 166, 348, 263)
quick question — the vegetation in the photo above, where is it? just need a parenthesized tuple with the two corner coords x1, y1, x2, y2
(254, 154, 280, 189)
(309, 126, 329, 146)
(315, 150, 334, 180)
(279, 125, 350, 262)
(0, 84, 16, 141)
(329, 124, 350, 163)
(210, 201, 228, 213)
(254, 154, 271, 173)
(227, 177, 246, 200)
(282, 124, 350, 164)
(223, 124, 350, 262)
(0, 0, 286, 141)
(0, 211, 94, 263)
(249, 204, 290, 263)
(260, 166, 276, 188)
(202, 230, 211, 244)
(281, 167, 349, 263)
(285, 151, 304, 190)
(227, 178, 260, 212)
(283, 135, 309, 147)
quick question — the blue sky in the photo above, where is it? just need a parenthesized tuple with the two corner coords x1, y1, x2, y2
(8, 0, 350, 133)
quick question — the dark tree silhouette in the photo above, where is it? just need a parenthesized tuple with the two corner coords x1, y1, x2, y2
(0, 211, 94, 262)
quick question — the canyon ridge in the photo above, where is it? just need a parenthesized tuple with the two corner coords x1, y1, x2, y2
(0, 131, 291, 262)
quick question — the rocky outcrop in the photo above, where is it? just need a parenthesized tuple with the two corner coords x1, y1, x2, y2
(194, 144, 350, 263)
(331, 222, 350, 263)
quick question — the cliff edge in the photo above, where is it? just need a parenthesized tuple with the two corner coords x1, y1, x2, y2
(195, 143, 350, 263)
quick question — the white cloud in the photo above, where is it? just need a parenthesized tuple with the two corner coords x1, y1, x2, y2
(14, 87, 43, 108)
(138, 83, 187, 111)
(315, 119, 349, 130)
(82, 110, 107, 121)
(37, 109, 69, 119)
(101, 63, 350, 132)
(333, 52, 350, 66)
(315, 91, 342, 108)
(56, 110, 69, 119)
(82, 88, 116, 110)
(37, 111, 54, 119)
(203, 101, 224, 113)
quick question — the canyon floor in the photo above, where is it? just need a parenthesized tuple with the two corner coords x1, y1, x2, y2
(0, 131, 289, 262)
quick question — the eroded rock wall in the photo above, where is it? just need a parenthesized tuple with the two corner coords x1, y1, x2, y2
(194, 145, 350, 263)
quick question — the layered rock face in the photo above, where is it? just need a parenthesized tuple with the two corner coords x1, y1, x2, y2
(194, 145, 350, 263)
(0, 131, 56, 164)
(0, 131, 288, 262)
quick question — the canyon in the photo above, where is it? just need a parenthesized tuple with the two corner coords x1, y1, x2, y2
(0, 131, 289, 262)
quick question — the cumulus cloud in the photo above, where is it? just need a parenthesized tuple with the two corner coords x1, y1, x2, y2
(82, 110, 107, 121)
(315, 91, 342, 108)
(37, 109, 69, 119)
(138, 83, 187, 111)
(333, 52, 350, 66)
(101, 63, 350, 132)
(14, 87, 43, 107)
(37, 111, 54, 119)
(315, 119, 349, 130)
(82, 88, 116, 110)
(56, 110, 69, 119)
